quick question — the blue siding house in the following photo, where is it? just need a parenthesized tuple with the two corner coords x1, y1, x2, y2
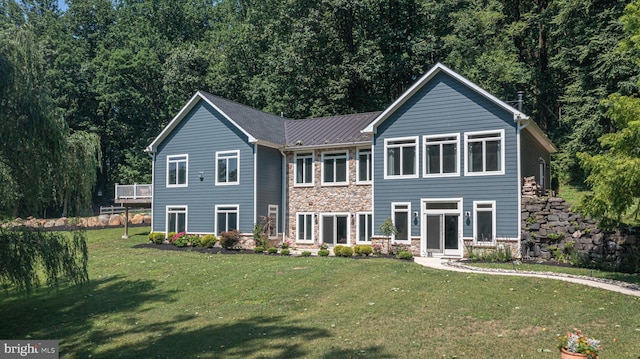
(145, 63, 555, 257)
(363, 63, 556, 257)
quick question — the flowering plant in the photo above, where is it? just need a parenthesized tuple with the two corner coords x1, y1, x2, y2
(559, 329, 600, 359)
(170, 231, 187, 243)
(372, 243, 382, 256)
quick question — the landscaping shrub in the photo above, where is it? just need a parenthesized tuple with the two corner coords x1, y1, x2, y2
(281, 249, 290, 256)
(354, 245, 373, 256)
(200, 234, 217, 248)
(189, 234, 202, 247)
(267, 247, 278, 254)
(339, 246, 353, 257)
(318, 249, 330, 257)
(219, 230, 240, 249)
(254, 246, 265, 253)
(301, 251, 311, 257)
(333, 245, 345, 256)
(397, 250, 413, 260)
(148, 232, 164, 244)
(172, 233, 189, 247)
(168, 232, 177, 241)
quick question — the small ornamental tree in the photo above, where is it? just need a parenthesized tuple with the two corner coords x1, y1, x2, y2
(379, 218, 398, 254)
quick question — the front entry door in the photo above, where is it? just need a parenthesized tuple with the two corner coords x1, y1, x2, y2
(422, 200, 462, 257)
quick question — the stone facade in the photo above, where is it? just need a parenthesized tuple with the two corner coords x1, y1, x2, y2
(285, 147, 372, 247)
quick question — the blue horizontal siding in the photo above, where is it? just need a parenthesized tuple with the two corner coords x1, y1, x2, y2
(152, 101, 255, 234)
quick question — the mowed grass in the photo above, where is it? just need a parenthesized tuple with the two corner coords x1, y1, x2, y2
(1, 227, 639, 358)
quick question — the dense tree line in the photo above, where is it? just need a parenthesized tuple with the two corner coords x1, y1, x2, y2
(0, 0, 638, 220)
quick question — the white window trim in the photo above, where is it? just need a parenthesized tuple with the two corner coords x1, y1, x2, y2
(215, 204, 239, 235)
(391, 202, 411, 243)
(166, 154, 188, 188)
(473, 200, 496, 245)
(165, 205, 188, 234)
(464, 129, 505, 176)
(319, 212, 351, 246)
(356, 148, 372, 184)
(295, 212, 315, 243)
(321, 150, 349, 186)
(294, 152, 315, 187)
(215, 150, 240, 186)
(356, 212, 373, 244)
(268, 205, 278, 239)
(422, 133, 460, 178)
(383, 136, 419, 179)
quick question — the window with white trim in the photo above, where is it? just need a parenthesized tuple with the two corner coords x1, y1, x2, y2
(424, 134, 459, 177)
(216, 205, 238, 234)
(295, 153, 314, 185)
(267, 205, 278, 239)
(392, 203, 410, 242)
(465, 130, 504, 175)
(357, 148, 372, 183)
(296, 213, 314, 242)
(474, 201, 495, 244)
(167, 155, 188, 187)
(357, 213, 373, 243)
(216, 150, 239, 185)
(385, 137, 418, 178)
(166, 206, 187, 233)
(322, 151, 348, 185)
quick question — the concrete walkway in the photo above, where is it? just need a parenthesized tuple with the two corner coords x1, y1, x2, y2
(414, 257, 640, 298)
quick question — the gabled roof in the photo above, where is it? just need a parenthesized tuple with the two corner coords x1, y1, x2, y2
(362, 62, 556, 153)
(284, 112, 380, 149)
(146, 91, 286, 152)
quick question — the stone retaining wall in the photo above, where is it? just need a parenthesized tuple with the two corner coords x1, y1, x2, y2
(6, 213, 151, 229)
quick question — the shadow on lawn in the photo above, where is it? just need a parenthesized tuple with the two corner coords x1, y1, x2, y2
(0, 276, 389, 358)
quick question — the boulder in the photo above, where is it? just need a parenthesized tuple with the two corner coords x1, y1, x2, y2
(54, 217, 67, 227)
(108, 214, 121, 226)
(131, 213, 144, 224)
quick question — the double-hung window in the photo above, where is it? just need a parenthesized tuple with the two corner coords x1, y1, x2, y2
(295, 153, 314, 185)
(385, 137, 418, 178)
(392, 203, 411, 242)
(216, 150, 239, 185)
(357, 212, 373, 243)
(474, 201, 495, 244)
(296, 213, 314, 242)
(322, 151, 348, 185)
(167, 155, 188, 187)
(423, 134, 459, 177)
(465, 130, 504, 175)
(357, 148, 372, 183)
(166, 206, 187, 233)
(216, 205, 238, 234)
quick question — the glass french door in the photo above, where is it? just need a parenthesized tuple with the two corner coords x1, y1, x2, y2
(422, 200, 462, 257)
(321, 214, 349, 246)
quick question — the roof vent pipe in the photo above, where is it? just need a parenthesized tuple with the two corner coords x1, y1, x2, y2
(517, 91, 524, 112)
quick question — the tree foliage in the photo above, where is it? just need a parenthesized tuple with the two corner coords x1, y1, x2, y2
(0, 227, 89, 293)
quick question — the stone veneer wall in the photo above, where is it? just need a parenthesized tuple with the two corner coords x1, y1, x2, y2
(286, 147, 372, 246)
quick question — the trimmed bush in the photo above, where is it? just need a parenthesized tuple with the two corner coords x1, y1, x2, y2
(354, 245, 373, 256)
(333, 245, 345, 256)
(397, 250, 413, 260)
(254, 246, 265, 253)
(219, 230, 240, 249)
(189, 234, 202, 247)
(339, 246, 353, 257)
(148, 232, 164, 244)
(281, 249, 290, 256)
(318, 249, 330, 257)
(301, 251, 311, 257)
(201, 234, 217, 248)
(267, 247, 278, 254)
(167, 232, 177, 241)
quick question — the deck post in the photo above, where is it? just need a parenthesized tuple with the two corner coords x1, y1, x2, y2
(122, 206, 129, 239)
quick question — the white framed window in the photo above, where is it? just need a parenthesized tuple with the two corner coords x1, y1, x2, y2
(357, 148, 372, 184)
(464, 130, 505, 175)
(215, 205, 238, 234)
(216, 150, 239, 185)
(384, 137, 418, 179)
(322, 151, 348, 185)
(357, 212, 373, 243)
(166, 206, 187, 233)
(423, 134, 459, 177)
(392, 202, 411, 242)
(295, 152, 314, 186)
(473, 201, 496, 244)
(167, 154, 188, 187)
(267, 205, 278, 239)
(296, 212, 314, 242)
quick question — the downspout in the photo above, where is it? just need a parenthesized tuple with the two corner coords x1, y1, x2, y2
(279, 149, 287, 245)
(514, 114, 529, 259)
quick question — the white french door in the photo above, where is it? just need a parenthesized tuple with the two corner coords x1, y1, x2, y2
(421, 199, 463, 257)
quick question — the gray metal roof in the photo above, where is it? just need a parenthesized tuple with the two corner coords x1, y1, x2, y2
(284, 112, 380, 148)
(199, 91, 287, 146)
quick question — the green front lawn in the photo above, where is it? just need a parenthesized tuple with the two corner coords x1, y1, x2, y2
(1, 227, 639, 358)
